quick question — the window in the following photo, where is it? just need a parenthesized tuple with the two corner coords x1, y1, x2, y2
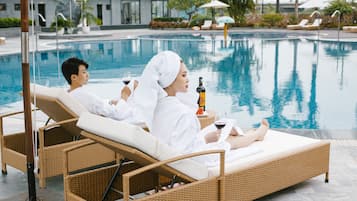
(30, 3, 35, 11)
(106, 4, 111, 10)
(0, 4, 6, 11)
(14, 4, 20, 11)
(152, 0, 168, 19)
(121, 0, 140, 24)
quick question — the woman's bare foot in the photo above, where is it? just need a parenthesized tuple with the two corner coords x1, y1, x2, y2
(256, 119, 269, 141)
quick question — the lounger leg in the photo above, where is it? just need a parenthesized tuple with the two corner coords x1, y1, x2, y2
(39, 175, 46, 188)
(325, 172, 329, 183)
(1, 163, 7, 175)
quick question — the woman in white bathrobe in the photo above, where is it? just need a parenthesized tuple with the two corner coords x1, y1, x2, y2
(134, 51, 269, 165)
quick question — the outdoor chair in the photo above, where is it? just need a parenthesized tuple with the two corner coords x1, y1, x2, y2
(343, 26, 357, 32)
(201, 20, 212, 30)
(64, 112, 330, 201)
(213, 22, 225, 30)
(303, 18, 322, 30)
(286, 19, 309, 30)
(0, 84, 116, 188)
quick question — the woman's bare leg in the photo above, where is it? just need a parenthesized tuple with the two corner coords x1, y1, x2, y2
(226, 119, 269, 149)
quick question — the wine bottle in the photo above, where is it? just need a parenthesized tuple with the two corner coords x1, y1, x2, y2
(196, 77, 206, 114)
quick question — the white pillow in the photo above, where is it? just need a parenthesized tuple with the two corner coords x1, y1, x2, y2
(30, 83, 87, 116)
(77, 112, 209, 180)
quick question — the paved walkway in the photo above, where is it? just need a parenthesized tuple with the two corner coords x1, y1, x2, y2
(1, 139, 356, 201)
(1, 28, 357, 200)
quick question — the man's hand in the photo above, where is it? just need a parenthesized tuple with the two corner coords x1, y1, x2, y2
(204, 130, 221, 143)
(121, 86, 131, 101)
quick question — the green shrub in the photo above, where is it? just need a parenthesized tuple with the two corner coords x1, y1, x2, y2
(149, 20, 188, 29)
(153, 17, 183, 22)
(0, 18, 21, 28)
(189, 14, 211, 27)
(288, 14, 298, 25)
(50, 18, 73, 29)
(262, 13, 284, 27)
(324, 0, 353, 16)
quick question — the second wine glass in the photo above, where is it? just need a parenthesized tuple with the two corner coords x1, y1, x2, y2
(214, 120, 226, 130)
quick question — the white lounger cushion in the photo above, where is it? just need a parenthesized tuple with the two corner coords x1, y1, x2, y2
(30, 84, 87, 116)
(208, 130, 320, 176)
(77, 112, 209, 180)
(77, 111, 321, 181)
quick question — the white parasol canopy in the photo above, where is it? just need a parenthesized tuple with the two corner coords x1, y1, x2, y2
(200, 0, 230, 8)
(216, 16, 235, 24)
(299, 0, 353, 9)
(298, 0, 331, 9)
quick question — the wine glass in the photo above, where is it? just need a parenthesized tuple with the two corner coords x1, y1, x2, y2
(214, 120, 226, 130)
(122, 72, 131, 85)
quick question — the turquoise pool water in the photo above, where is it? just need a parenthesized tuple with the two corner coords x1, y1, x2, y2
(1, 32, 357, 130)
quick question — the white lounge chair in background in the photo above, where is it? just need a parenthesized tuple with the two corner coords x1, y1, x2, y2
(343, 26, 357, 32)
(303, 18, 322, 30)
(213, 22, 225, 30)
(287, 19, 309, 30)
(201, 20, 212, 30)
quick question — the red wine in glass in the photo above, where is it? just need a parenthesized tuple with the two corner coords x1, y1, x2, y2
(214, 121, 226, 130)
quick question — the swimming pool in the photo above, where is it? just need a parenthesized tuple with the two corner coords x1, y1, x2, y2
(1, 32, 357, 130)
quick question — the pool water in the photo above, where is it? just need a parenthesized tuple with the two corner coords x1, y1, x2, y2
(1, 32, 357, 130)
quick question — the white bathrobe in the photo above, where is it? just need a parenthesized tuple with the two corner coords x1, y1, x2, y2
(69, 86, 135, 122)
(151, 96, 232, 166)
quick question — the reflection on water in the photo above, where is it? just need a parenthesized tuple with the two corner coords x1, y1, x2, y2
(1, 34, 357, 129)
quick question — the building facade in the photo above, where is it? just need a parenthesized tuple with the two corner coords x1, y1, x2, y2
(0, 0, 174, 27)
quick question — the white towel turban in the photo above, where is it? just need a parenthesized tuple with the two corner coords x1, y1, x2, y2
(133, 51, 182, 130)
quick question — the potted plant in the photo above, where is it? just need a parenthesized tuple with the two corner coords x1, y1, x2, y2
(51, 17, 67, 34)
(78, 0, 99, 33)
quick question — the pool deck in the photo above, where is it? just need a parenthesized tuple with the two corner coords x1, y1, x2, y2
(1, 28, 357, 200)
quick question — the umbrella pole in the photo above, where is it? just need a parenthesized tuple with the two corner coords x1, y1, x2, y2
(21, 0, 37, 200)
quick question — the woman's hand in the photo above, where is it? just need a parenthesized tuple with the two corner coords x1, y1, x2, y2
(204, 130, 221, 143)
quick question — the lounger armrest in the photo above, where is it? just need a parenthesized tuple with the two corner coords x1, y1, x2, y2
(0, 109, 40, 136)
(38, 117, 78, 131)
(0, 108, 40, 119)
(122, 149, 225, 201)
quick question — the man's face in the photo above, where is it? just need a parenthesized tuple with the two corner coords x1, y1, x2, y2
(71, 64, 89, 86)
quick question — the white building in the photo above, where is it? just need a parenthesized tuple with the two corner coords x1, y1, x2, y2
(255, 0, 309, 13)
(0, 0, 175, 27)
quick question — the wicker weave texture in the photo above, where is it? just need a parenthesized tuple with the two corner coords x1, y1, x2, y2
(224, 143, 330, 201)
(198, 111, 216, 129)
(138, 179, 221, 201)
(2, 132, 115, 188)
(67, 163, 158, 201)
(3, 133, 26, 154)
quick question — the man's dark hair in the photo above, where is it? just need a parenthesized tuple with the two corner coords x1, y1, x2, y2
(61, 57, 88, 84)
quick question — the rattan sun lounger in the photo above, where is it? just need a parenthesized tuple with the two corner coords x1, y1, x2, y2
(0, 84, 116, 188)
(303, 18, 322, 30)
(343, 26, 357, 33)
(64, 112, 330, 201)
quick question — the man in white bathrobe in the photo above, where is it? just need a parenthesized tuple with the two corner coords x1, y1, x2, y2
(133, 51, 269, 165)
(61, 57, 138, 122)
